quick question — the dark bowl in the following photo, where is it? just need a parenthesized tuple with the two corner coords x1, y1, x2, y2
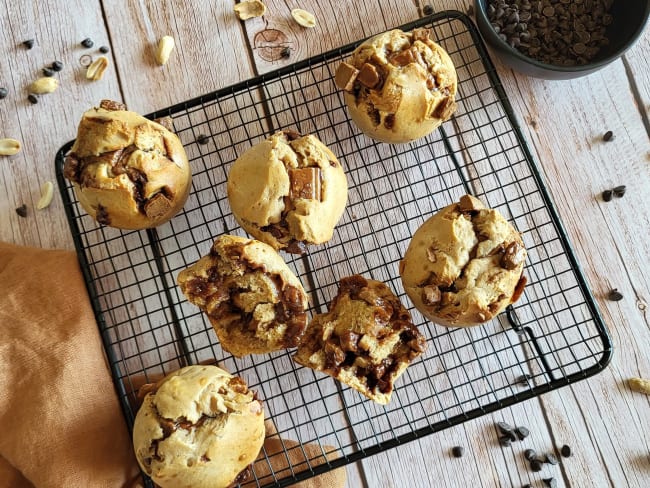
(474, 0, 650, 79)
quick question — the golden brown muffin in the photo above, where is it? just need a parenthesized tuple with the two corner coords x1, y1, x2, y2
(294, 275, 427, 404)
(335, 28, 458, 144)
(227, 130, 348, 254)
(400, 195, 527, 327)
(177, 235, 309, 357)
(132, 365, 264, 488)
(63, 100, 191, 229)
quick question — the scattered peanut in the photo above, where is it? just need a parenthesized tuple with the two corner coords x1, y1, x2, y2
(291, 8, 317, 28)
(29, 77, 59, 94)
(156, 35, 175, 65)
(234, 0, 267, 20)
(86, 56, 109, 81)
(629, 377, 650, 395)
(0, 138, 21, 156)
(36, 181, 54, 210)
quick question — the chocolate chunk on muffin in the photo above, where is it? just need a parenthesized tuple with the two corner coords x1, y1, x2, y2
(335, 28, 458, 144)
(294, 275, 426, 404)
(63, 99, 192, 229)
(132, 365, 264, 488)
(177, 235, 309, 357)
(227, 130, 348, 254)
(400, 195, 527, 327)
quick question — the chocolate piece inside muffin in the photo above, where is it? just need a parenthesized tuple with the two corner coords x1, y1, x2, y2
(294, 275, 426, 404)
(177, 235, 309, 357)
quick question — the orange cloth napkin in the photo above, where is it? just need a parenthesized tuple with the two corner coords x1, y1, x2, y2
(0, 242, 346, 488)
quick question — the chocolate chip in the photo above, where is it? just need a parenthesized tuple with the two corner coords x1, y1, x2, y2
(22, 39, 35, 49)
(196, 134, 210, 145)
(515, 426, 530, 440)
(42, 67, 54, 77)
(523, 485, 532, 488)
(560, 444, 572, 457)
(603, 130, 614, 141)
(524, 448, 537, 461)
(612, 185, 626, 198)
(451, 446, 465, 458)
(545, 453, 559, 465)
(543, 478, 558, 488)
(81, 38, 94, 48)
(497, 421, 514, 435)
(530, 458, 543, 472)
(280, 46, 291, 58)
(0, 87, 7, 99)
(602, 189, 613, 201)
(516, 373, 532, 385)
(99, 45, 110, 54)
(15, 204, 28, 217)
(607, 289, 623, 301)
(499, 435, 512, 447)
(27, 94, 38, 104)
(51, 60, 63, 72)
(423, 4, 434, 15)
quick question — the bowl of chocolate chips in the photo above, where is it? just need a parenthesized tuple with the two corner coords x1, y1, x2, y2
(475, 0, 650, 79)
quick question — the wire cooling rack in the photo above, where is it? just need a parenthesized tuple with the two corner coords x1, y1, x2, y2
(55, 11, 612, 488)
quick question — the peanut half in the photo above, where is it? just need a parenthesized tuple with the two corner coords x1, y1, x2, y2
(86, 56, 109, 81)
(234, 0, 267, 20)
(291, 8, 317, 28)
(36, 181, 54, 210)
(0, 138, 21, 156)
(156, 36, 175, 65)
(629, 377, 650, 395)
(29, 77, 59, 94)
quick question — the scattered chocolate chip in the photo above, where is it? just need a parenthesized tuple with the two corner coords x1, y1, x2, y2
(530, 458, 543, 472)
(423, 4, 434, 15)
(42, 67, 54, 77)
(602, 189, 613, 201)
(280, 46, 291, 58)
(516, 373, 532, 385)
(15, 204, 28, 217)
(545, 453, 559, 465)
(524, 448, 536, 461)
(607, 289, 623, 301)
(603, 130, 614, 141)
(515, 426, 530, 440)
(196, 134, 210, 145)
(99, 45, 110, 54)
(51, 60, 63, 72)
(27, 94, 38, 104)
(0, 87, 7, 99)
(543, 478, 558, 488)
(496, 421, 514, 435)
(560, 444, 572, 457)
(451, 446, 465, 458)
(613, 185, 626, 198)
(499, 435, 512, 447)
(22, 39, 35, 49)
(467, 4, 474, 16)
(81, 38, 94, 48)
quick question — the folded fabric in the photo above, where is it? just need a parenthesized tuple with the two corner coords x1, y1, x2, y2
(0, 242, 346, 488)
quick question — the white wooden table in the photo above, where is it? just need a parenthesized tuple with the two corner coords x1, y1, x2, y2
(1, 1, 649, 487)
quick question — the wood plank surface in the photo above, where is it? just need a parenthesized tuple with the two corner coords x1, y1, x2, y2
(0, 0, 649, 487)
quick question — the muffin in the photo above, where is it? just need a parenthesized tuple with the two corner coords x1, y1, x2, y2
(227, 130, 348, 254)
(63, 99, 192, 229)
(132, 365, 264, 488)
(334, 28, 458, 144)
(177, 235, 309, 357)
(400, 195, 527, 327)
(294, 275, 426, 404)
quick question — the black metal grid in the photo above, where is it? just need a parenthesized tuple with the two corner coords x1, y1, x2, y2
(55, 11, 612, 488)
